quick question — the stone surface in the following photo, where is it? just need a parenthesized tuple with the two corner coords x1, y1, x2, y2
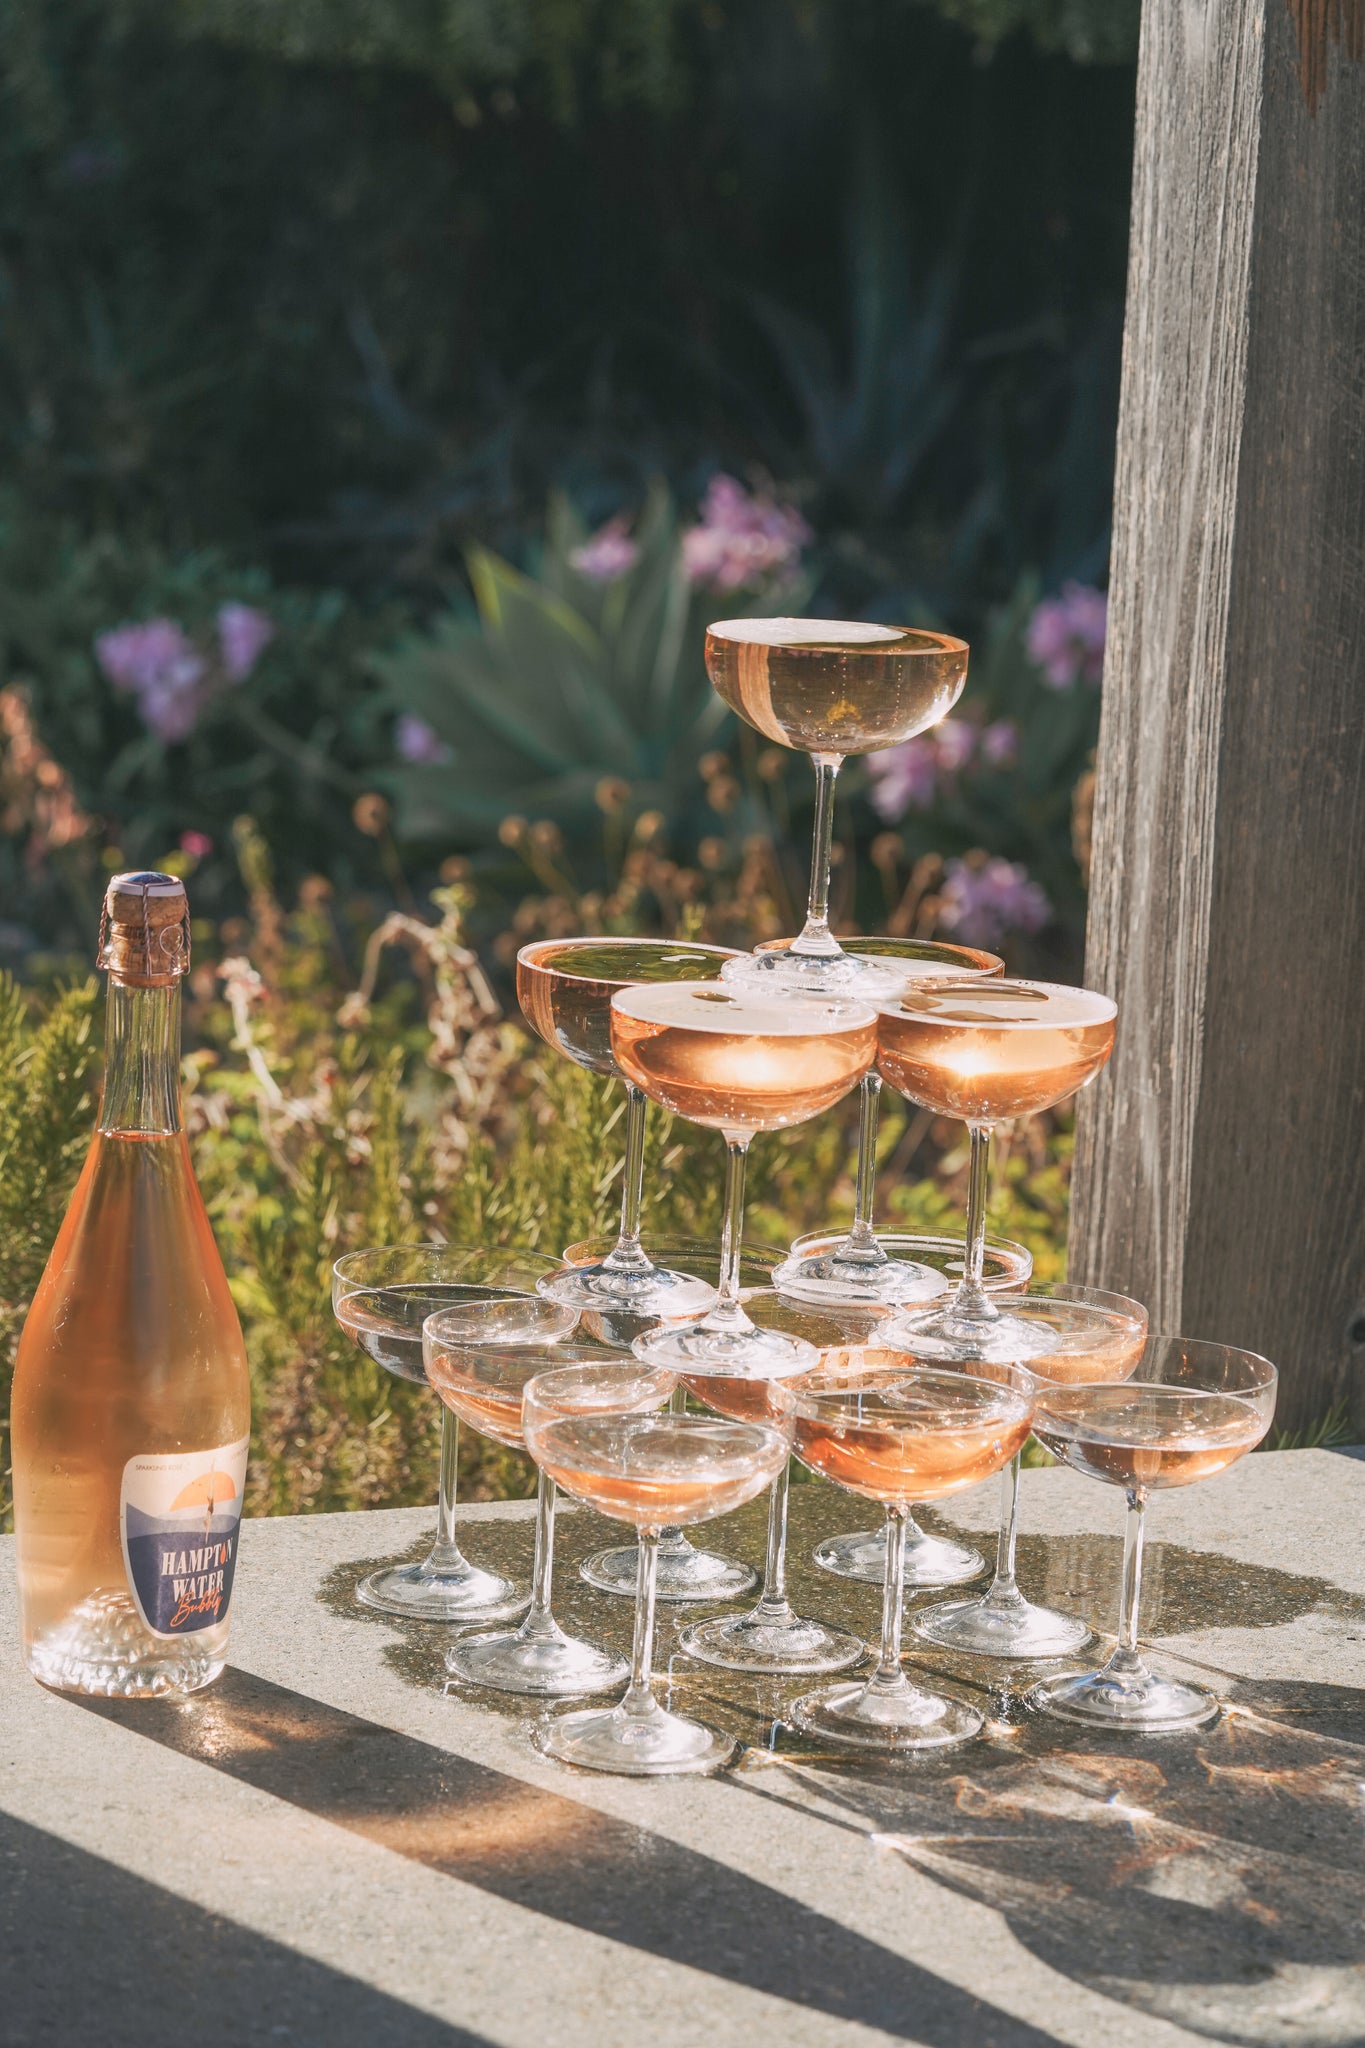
(2, 1450, 1363, 2046)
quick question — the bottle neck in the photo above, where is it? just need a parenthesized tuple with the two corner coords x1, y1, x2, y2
(98, 978, 183, 1137)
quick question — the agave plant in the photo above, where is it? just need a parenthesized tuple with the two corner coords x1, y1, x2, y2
(749, 129, 960, 535)
(376, 483, 801, 846)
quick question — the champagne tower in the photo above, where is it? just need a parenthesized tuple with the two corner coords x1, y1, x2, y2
(11, 872, 251, 1696)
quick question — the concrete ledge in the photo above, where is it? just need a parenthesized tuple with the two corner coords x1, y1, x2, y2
(2, 1451, 1363, 2047)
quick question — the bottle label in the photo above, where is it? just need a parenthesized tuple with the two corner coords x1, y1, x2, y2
(120, 1436, 250, 1638)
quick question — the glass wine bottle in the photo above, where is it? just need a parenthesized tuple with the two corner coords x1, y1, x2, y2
(11, 872, 251, 1697)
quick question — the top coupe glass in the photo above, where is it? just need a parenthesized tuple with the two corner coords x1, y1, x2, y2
(517, 936, 738, 1316)
(705, 619, 967, 995)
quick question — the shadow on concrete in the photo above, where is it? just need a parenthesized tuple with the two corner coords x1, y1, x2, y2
(77, 1668, 1064, 2048)
(0, 1807, 484, 2047)
(749, 1683, 1365, 2048)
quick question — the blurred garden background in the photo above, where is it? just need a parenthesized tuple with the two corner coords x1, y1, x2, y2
(0, 0, 1145, 1518)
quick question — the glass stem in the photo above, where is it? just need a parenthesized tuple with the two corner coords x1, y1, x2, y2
(1109, 1487, 1150, 1680)
(791, 752, 843, 957)
(701, 1134, 756, 1334)
(864, 1507, 912, 1700)
(655, 1390, 691, 1555)
(981, 1452, 1023, 1608)
(601, 1083, 652, 1276)
(620, 1528, 661, 1721)
(840, 1073, 884, 1259)
(754, 1460, 795, 1622)
(426, 1407, 468, 1573)
(517, 1472, 562, 1643)
(954, 1121, 998, 1322)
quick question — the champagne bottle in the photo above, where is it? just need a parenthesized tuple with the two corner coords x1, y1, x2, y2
(12, 872, 251, 1696)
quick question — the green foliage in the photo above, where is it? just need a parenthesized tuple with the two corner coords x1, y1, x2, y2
(377, 487, 792, 847)
(0, 876, 1079, 1523)
(1269, 1402, 1357, 1453)
(147, 0, 1141, 99)
(752, 132, 959, 535)
(0, 0, 1133, 602)
(0, 493, 394, 908)
(927, 0, 1139, 63)
(148, 0, 700, 118)
(0, 977, 100, 1514)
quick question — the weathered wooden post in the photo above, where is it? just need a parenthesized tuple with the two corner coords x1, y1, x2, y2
(1071, 0, 1365, 1435)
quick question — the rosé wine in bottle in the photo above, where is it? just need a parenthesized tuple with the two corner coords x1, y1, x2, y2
(11, 873, 251, 1697)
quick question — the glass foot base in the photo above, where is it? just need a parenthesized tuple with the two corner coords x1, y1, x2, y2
(773, 1236, 948, 1310)
(680, 1606, 866, 1676)
(535, 1699, 736, 1776)
(813, 1230, 1033, 1295)
(356, 1556, 529, 1624)
(539, 1259, 716, 1317)
(446, 1624, 627, 1697)
(1029, 1662, 1220, 1732)
(634, 1318, 818, 1378)
(789, 1677, 983, 1752)
(580, 1538, 757, 1603)
(884, 1294, 1144, 1370)
(814, 1524, 984, 1589)
(721, 948, 904, 1001)
(914, 1591, 1091, 1661)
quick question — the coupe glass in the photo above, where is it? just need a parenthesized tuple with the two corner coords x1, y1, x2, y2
(704, 619, 967, 996)
(564, 1234, 782, 1602)
(911, 1284, 1148, 1660)
(879, 979, 1117, 1363)
(525, 1370, 793, 1775)
(758, 935, 1002, 1310)
(331, 1245, 562, 1620)
(424, 1307, 658, 1696)
(1028, 1337, 1277, 1731)
(677, 1296, 872, 1675)
(516, 937, 740, 1317)
(612, 980, 877, 1377)
(810, 1230, 1033, 1591)
(787, 1355, 1033, 1751)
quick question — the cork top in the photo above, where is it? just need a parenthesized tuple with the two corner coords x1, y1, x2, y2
(98, 871, 191, 986)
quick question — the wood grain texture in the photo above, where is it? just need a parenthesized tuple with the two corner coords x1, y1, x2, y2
(1073, 0, 1365, 1432)
(1072, 0, 1267, 1324)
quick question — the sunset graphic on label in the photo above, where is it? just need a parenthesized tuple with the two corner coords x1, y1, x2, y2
(120, 1436, 249, 1637)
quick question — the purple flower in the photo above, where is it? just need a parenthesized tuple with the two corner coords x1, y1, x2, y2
(934, 717, 975, 775)
(569, 517, 640, 584)
(938, 856, 1050, 948)
(396, 713, 451, 765)
(681, 475, 811, 592)
(95, 619, 206, 744)
(980, 719, 1018, 767)
(217, 603, 275, 682)
(866, 736, 939, 820)
(865, 717, 980, 821)
(180, 830, 213, 859)
(1025, 583, 1107, 690)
